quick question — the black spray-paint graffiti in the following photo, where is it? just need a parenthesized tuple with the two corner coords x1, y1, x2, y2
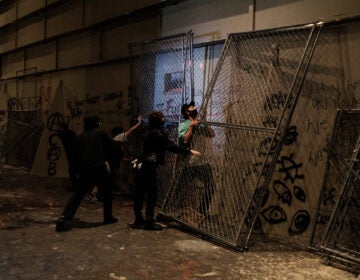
(276, 153, 306, 203)
(264, 92, 293, 111)
(245, 187, 269, 230)
(272, 182, 306, 205)
(259, 123, 309, 233)
(254, 80, 309, 234)
(283, 126, 298, 145)
(259, 126, 298, 156)
(277, 153, 304, 184)
(276, 153, 310, 233)
(308, 148, 326, 167)
(259, 137, 278, 156)
(273, 180, 291, 205)
(293, 186, 306, 202)
(46, 112, 66, 176)
(66, 91, 124, 120)
(262, 115, 278, 128)
(261, 205, 287, 224)
(288, 210, 310, 235)
(307, 117, 328, 135)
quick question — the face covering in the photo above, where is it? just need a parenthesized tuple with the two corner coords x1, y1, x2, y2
(189, 109, 198, 119)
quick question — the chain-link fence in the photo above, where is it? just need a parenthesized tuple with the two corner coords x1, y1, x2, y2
(1, 120, 42, 169)
(1, 96, 42, 170)
(313, 110, 360, 273)
(130, 23, 322, 249)
(129, 33, 223, 205)
(129, 32, 192, 121)
(173, 24, 320, 249)
(129, 32, 193, 204)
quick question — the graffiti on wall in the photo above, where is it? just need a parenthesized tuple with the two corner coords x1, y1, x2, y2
(65, 91, 125, 122)
(46, 112, 66, 176)
(260, 72, 360, 238)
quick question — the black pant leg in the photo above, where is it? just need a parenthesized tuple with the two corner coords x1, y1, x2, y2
(133, 163, 157, 221)
(62, 175, 92, 221)
(144, 164, 157, 220)
(68, 161, 79, 190)
(92, 165, 114, 222)
(133, 168, 146, 220)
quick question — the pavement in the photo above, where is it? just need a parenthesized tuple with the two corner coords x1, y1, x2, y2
(0, 165, 358, 280)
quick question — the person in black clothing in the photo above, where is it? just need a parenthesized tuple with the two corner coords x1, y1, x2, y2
(87, 115, 142, 202)
(57, 122, 78, 192)
(56, 115, 118, 232)
(130, 111, 201, 231)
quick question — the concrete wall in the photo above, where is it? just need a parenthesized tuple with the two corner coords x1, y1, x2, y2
(0, 0, 163, 176)
(30, 63, 131, 177)
(162, 0, 360, 41)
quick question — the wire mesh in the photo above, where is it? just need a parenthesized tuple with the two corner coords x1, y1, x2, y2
(129, 33, 224, 206)
(129, 32, 193, 204)
(129, 23, 323, 249)
(129, 33, 193, 121)
(1, 120, 42, 169)
(160, 24, 320, 248)
(317, 110, 360, 273)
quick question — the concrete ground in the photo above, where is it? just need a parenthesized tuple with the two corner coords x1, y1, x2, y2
(0, 165, 358, 280)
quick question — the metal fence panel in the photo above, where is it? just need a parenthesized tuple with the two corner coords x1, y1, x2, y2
(317, 110, 360, 273)
(129, 33, 192, 121)
(129, 23, 322, 249)
(159, 24, 320, 248)
(129, 33, 224, 207)
(1, 120, 42, 169)
(129, 33, 193, 204)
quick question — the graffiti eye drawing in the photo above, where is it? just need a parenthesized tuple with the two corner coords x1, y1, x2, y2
(294, 186, 306, 202)
(288, 210, 310, 235)
(261, 205, 287, 224)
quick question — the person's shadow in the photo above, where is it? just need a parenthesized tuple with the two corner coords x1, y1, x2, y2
(54, 218, 104, 231)
(72, 219, 104, 229)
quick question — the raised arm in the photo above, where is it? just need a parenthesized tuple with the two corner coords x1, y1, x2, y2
(124, 115, 142, 138)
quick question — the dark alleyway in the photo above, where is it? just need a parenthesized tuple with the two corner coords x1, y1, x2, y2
(0, 165, 357, 280)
